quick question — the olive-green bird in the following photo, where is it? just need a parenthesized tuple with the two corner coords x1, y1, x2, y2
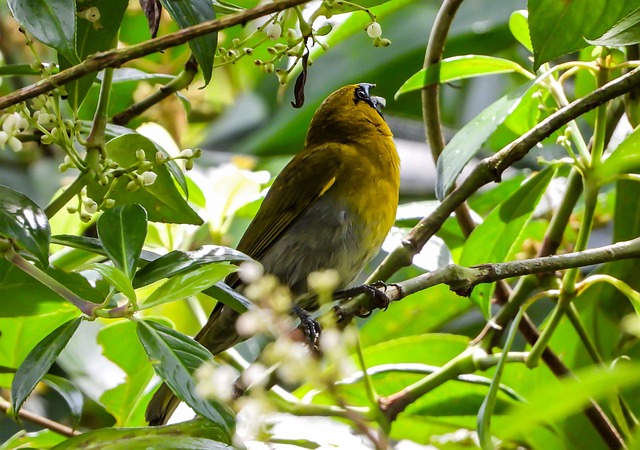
(146, 83, 400, 425)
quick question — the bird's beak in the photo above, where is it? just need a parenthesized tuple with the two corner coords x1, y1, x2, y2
(371, 95, 386, 115)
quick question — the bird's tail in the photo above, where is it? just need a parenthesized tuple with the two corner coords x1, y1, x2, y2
(145, 305, 243, 425)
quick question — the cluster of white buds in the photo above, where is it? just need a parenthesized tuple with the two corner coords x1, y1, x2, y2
(0, 112, 29, 152)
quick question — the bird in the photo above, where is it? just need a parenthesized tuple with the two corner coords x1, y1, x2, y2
(146, 83, 400, 426)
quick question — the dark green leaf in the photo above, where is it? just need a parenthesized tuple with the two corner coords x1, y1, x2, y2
(59, 0, 129, 109)
(133, 246, 249, 288)
(435, 82, 533, 200)
(43, 374, 83, 429)
(589, 8, 640, 46)
(158, 0, 216, 86)
(137, 320, 235, 434)
(97, 204, 148, 279)
(141, 263, 235, 309)
(51, 417, 232, 449)
(8, 0, 77, 62)
(395, 55, 531, 98)
(52, 234, 160, 263)
(86, 134, 201, 224)
(0, 64, 44, 76)
(529, 0, 640, 69)
(0, 185, 51, 267)
(203, 282, 252, 314)
(11, 317, 82, 417)
(459, 168, 555, 316)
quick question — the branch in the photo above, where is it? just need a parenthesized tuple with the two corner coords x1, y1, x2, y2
(337, 236, 640, 316)
(112, 56, 198, 125)
(0, 396, 80, 438)
(0, 0, 311, 111)
(369, 65, 640, 286)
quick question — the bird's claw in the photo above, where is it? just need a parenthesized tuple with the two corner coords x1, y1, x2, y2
(293, 305, 321, 351)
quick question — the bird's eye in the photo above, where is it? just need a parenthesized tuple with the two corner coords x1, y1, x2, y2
(355, 88, 368, 101)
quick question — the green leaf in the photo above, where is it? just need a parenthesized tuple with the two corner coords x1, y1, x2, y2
(509, 10, 532, 52)
(459, 168, 555, 316)
(588, 7, 640, 46)
(141, 263, 236, 309)
(528, 0, 640, 70)
(0, 185, 51, 267)
(596, 121, 640, 180)
(86, 134, 202, 224)
(322, 0, 392, 14)
(395, 55, 531, 98)
(11, 317, 82, 417)
(203, 282, 252, 314)
(97, 204, 148, 279)
(133, 245, 249, 288)
(0, 430, 66, 450)
(98, 321, 155, 426)
(136, 320, 235, 434)
(51, 418, 232, 449)
(43, 374, 83, 429)
(159, 0, 216, 86)
(435, 81, 533, 200)
(7, 0, 77, 63)
(59, 0, 129, 109)
(52, 234, 160, 263)
(501, 362, 640, 440)
(86, 263, 137, 302)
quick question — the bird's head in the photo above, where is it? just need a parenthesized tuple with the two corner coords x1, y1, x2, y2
(306, 83, 392, 145)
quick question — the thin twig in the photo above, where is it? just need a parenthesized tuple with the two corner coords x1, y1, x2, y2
(0, 396, 81, 437)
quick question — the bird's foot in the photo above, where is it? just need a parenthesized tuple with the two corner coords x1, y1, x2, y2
(293, 305, 321, 351)
(336, 281, 394, 317)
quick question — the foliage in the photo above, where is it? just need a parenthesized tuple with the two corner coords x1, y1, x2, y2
(2, 0, 640, 449)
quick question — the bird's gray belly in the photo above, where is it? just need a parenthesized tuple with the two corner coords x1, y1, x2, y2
(258, 195, 372, 306)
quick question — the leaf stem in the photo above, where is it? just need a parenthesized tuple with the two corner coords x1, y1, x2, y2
(5, 247, 97, 317)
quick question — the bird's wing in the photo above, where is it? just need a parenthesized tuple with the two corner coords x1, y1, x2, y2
(239, 142, 342, 259)
(227, 143, 343, 285)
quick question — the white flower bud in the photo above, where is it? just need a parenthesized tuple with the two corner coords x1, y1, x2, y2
(83, 198, 98, 214)
(0, 131, 8, 146)
(180, 148, 193, 158)
(366, 22, 382, 38)
(8, 136, 22, 152)
(141, 171, 157, 186)
(265, 22, 282, 40)
(136, 148, 146, 161)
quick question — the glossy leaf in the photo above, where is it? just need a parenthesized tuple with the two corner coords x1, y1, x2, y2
(86, 263, 137, 302)
(0, 185, 51, 267)
(11, 317, 82, 417)
(159, 0, 216, 86)
(140, 263, 236, 309)
(133, 246, 248, 288)
(59, 0, 129, 109)
(52, 234, 160, 263)
(589, 7, 640, 46)
(459, 168, 555, 316)
(98, 321, 155, 426)
(137, 320, 235, 434)
(50, 418, 231, 449)
(597, 122, 640, 180)
(86, 134, 201, 224)
(8, 0, 77, 63)
(43, 374, 84, 429)
(97, 204, 147, 280)
(0, 430, 66, 449)
(395, 55, 531, 98)
(203, 282, 252, 314)
(324, 0, 392, 14)
(528, 0, 640, 69)
(435, 81, 533, 200)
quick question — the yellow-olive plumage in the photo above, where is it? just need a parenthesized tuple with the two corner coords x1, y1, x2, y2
(146, 83, 400, 425)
